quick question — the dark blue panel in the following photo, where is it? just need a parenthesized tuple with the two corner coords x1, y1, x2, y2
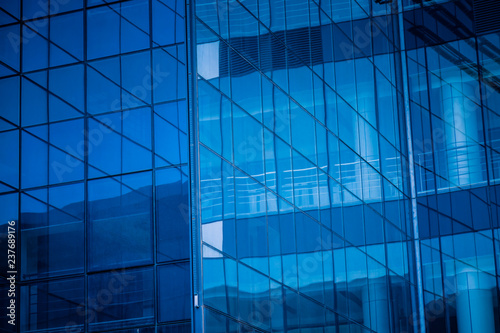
(88, 267, 154, 330)
(21, 277, 85, 332)
(158, 262, 190, 322)
(156, 167, 189, 262)
(88, 172, 153, 272)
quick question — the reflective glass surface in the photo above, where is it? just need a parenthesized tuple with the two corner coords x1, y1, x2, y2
(406, 15, 500, 331)
(1, 0, 500, 332)
(193, 0, 416, 332)
(0, 0, 190, 331)
(192, 0, 500, 332)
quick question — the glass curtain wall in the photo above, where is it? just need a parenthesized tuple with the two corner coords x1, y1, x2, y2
(0, 0, 191, 332)
(404, 0, 500, 331)
(191, 0, 419, 332)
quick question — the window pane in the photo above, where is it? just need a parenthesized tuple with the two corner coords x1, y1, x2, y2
(21, 277, 84, 332)
(156, 166, 189, 262)
(158, 262, 190, 322)
(88, 172, 153, 271)
(88, 267, 154, 331)
(21, 183, 84, 279)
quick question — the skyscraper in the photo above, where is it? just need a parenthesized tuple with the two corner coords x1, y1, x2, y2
(0, 0, 499, 332)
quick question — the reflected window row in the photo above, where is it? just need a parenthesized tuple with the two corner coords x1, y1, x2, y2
(202, 244, 415, 333)
(16, 263, 190, 332)
(1, 166, 188, 281)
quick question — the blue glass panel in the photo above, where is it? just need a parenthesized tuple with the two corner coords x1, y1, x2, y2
(122, 108, 152, 173)
(87, 56, 121, 114)
(234, 169, 266, 218)
(232, 106, 265, 183)
(268, 213, 282, 282)
(237, 215, 268, 275)
(50, 12, 83, 66)
(0, 130, 19, 189)
(203, 246, 238, 316)
(49, 64, 84, 120)
(0, 76, 20, 126)
(231, 70, 262, 120)
(299, 295, 325, 329)
(198, 80, 223, 155)
(21, 183, 84, 280)
(152, 48, 180, 103)
(272, 87, 291, 143)
(291, 107, 316, 163)
(121, 0, 150, 53)
(293, 151, 319, 217)
(0, 1, 20, 18)
(87, 115, 121, 178)
(296, 212, 323, 302)
(22, 0, 48, 19)
(21, 130, 48, 188)
(158, 262, 190, 322)
(283, 287, 299, 330)
(364, 206, 384, 245)
(88, 267, 154, 331)
(121, 51, 151, 106)
(87, 4, 120, 59)
(199, 146, 223, 222)
(48, 119, 84, 184)
(54, 0, 83, 13)
(289, 66, 313, 113)
(88, 172, 153, 271)
(156, 167, 189, 262)
(21, 26, 49, 72)
(153, 0, 176, 46)
(0, 25, 20, 70)
(21, 77, 47, 126)
(21, 277, 84, 332)
(275, 138, 293, 203)
(263, 129, 277, 191)
(238, 263, 270, 331)
(49, 182, 85, 225)
(204, 308, 239, 333)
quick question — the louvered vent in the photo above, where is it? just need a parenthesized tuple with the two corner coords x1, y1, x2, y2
(474, 0, 500, 34)
(219, 25, 326, 77)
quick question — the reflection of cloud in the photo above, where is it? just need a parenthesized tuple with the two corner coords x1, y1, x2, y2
(202, 221, 223, 254)
(203, 243, 224, 258)
(197, 42, 220, 80)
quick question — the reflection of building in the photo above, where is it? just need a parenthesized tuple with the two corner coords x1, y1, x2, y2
(1, 0, 500, 332)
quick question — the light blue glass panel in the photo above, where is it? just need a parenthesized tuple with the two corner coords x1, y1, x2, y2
(233, 106, 265, 183)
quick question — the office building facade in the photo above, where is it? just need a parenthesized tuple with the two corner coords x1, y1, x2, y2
(0, 0, 499, 332)
(0, 0, 190, 332)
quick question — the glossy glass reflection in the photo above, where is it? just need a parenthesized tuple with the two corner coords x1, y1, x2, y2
(1, 0, 191, 330)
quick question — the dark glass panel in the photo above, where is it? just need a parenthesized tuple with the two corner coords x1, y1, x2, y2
(156, 166, 189, 262)
(87, 267, 154, 331)
(88, 172, 153, 272)
(21, 277, 85, 332)
(158, 262, 190, 322)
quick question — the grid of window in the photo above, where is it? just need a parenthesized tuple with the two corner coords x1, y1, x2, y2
(405, 0, 500, 329)
(0, 0, 190, 332)
(192, 0, 418, 332)
(1, 0, 499, 332)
